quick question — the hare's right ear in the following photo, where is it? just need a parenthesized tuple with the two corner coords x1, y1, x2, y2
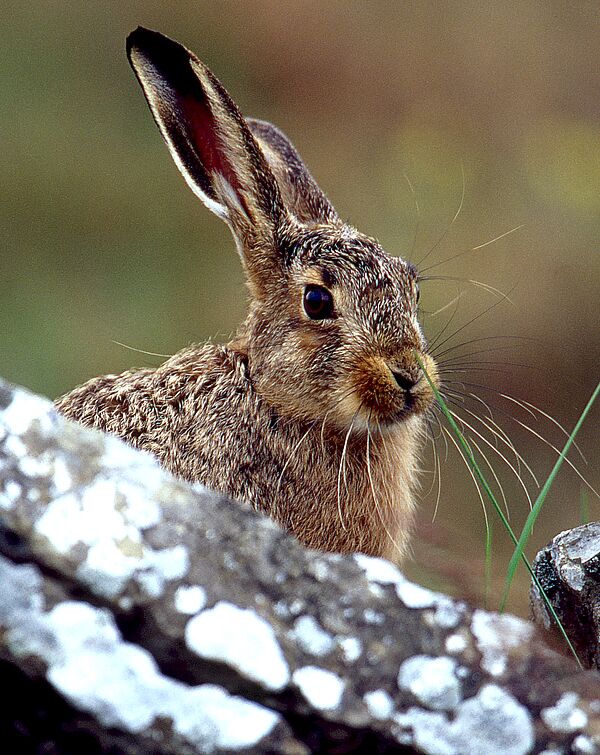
(247, 119, 339, 226)
(126, 28, 283, 270)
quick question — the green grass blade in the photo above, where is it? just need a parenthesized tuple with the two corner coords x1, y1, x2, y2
(417, 355, 583, 667)
(580, 488, 589, 525)
(500, 380, 600, 610)
(484, 519, 492, 610)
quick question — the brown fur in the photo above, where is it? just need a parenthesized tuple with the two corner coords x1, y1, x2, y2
(56, 28, 440, 562)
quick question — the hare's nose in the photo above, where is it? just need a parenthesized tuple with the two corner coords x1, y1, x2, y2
(391, 367, 421, 392)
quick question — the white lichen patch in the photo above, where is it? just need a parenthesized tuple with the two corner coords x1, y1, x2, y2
(51, 457, 73, 496)
(396, 581, 437, 609)
(273, 600, 291, 619)
(181, 685, 280, 750)
(185, 602, 290, 691)
(354, 553, 404, 585)
(78, 539, 143, 598)
(292, 615, 334, 657)
(51, 608, 280, 744)
(394, 684, 534, 755)
(292, 666, 345, 711)
(337, 636, 362, 663)
(354, 553, 443, 608)
(4, 433, 27, 460)
(288, 599, 305, 616)
(101, 433, 164, 479)
(560, 561, 586, 591)
(1, 390, 55, 436)
(308, 559, 330, 582)
(445, 633, 468, 655)
(143, 544, 189, 582)
(572, 734, 596, 754)
(541, 692, 588, 733)
(356, 554, 449, 609)
(174, 585, 207, 615)
(433, 597, 464, 629)
(115, 480, 161, 530)
(363, 608, 385, 625)
(471, 609, 533, 677)
(18, 450, 54, 478)
(1, 480, 22, 509)
(36, 485, 133, 555)
(0, 556, 280, 751)
(31, 467, 188, 600)
(364, 689, 394, 720)
(398, 655, 461, 711)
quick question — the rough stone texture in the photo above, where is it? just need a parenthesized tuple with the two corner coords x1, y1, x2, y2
(1, 377, 599, 754)
(532, 523, 600, 671)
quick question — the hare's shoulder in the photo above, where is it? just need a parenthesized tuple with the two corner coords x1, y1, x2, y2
(55, 342, 253, 436)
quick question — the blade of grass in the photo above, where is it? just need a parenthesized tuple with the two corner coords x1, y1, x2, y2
(501, 380, 600, 610)
(484, 519, 492, 610)
(580, 488, 589, 525)
(416, 355, 583, 667)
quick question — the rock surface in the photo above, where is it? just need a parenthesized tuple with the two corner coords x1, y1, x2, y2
(1, 377, 599, 754)
(532, 522, 600, 671)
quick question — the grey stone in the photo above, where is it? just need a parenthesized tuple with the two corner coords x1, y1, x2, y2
(532, 523, 600, 670)
(1, 377, 599, 754)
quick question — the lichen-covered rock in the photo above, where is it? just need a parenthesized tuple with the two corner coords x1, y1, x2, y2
(1, 377, 600, 754)
(531, 523, 600, 670)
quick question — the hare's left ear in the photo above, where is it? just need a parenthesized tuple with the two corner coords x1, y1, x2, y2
(126, 27, 284, 282)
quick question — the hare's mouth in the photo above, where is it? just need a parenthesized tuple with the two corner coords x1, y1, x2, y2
(337, 352, 438, 428)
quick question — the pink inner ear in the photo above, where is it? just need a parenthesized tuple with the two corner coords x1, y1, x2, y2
(182, 94, 252, 219)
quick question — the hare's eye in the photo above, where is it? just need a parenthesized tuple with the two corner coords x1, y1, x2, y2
(303, 285, 334, 320)
(416, 285, 421, 305)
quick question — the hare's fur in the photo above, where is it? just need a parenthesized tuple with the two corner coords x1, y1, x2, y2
(57, 342, 423, 559)
(56, 28, 439, 562)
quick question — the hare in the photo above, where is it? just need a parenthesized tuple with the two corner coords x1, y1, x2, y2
(56, 27, 439, 562)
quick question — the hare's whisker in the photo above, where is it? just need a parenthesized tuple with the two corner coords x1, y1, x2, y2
(443, 392, 539, 487)
(423, 275, 513, 303)
(367, 420, 404, 557)
(469, 435, 510, 521)
(337, 407, 361, 533)
(433, 334, 539, 361)
(429, 419, 443, 522)
(415, 161, 465, 268)
(509, 414, 600, 500)
(446, 406, 534, 509)
(500, 393, 587, 464)
(420, 223, 524, 274)
(402, 171, 421, 263)
(274, 420, 318, 514)
(429, 288, 515, 355)
(441, 425, 489, 532)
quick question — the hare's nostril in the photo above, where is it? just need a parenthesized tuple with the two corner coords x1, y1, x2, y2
(391, 368, 420, 392)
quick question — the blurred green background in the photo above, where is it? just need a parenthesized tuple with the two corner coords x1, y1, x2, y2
(2, 1, 598, 614)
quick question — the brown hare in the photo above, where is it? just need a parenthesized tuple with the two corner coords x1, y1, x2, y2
(56, 27, 439, 562)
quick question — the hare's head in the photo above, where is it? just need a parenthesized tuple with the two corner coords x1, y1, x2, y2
(127, 27, 438, 432)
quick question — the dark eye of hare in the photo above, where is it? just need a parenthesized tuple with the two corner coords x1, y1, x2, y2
(416, 285, 421, 305)
(303, 285, 334, 320)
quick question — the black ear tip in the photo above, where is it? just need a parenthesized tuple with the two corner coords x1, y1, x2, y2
(126, 27, 193, 76)
(126, 27, 178, 57)
(126, 26, 152, 54)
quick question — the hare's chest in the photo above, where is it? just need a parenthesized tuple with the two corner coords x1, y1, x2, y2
(258, 421, 422, 559)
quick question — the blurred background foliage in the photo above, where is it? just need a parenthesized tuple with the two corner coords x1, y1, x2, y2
(2, 0, 598, 613)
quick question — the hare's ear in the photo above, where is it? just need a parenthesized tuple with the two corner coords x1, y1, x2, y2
(248, 118, 339, 226)
(126, 28, 283, 258)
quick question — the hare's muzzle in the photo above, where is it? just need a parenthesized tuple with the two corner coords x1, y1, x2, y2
(343, 350, 438, 428)
(390, 366, 420, 392)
